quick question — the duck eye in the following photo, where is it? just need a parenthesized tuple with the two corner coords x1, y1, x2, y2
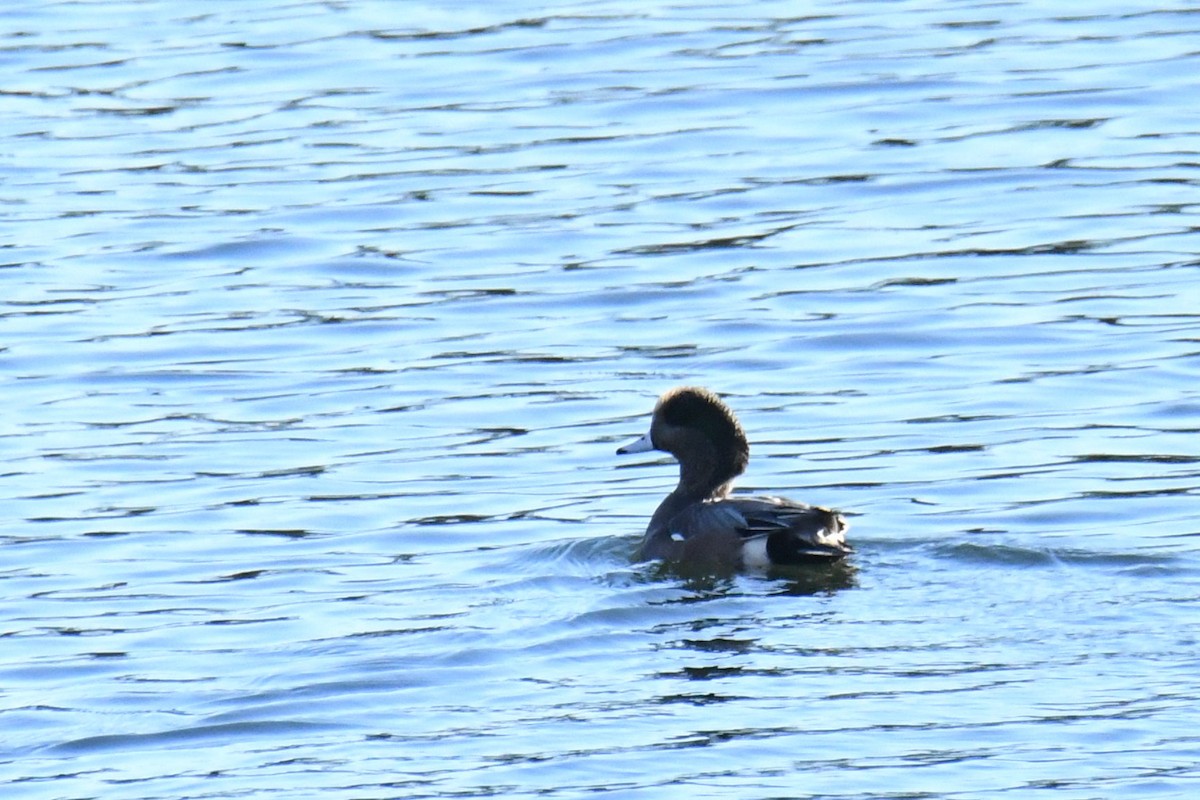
(661, 404, 686, 426)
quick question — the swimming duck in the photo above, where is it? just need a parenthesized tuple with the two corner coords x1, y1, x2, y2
(617, 386, 850, 570)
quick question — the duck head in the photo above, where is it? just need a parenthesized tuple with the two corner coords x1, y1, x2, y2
(617, 386, 749, 499)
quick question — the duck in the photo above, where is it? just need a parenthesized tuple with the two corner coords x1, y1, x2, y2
(617, 386, 851, 571)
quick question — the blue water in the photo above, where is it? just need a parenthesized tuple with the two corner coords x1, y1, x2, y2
(3, 1, 1199, 797)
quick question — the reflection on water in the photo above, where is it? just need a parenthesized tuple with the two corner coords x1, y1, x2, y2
(642, 559, 860, 596)
(3, 0, 1200, 797)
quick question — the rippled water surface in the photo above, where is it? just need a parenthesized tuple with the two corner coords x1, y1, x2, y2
(3, 0, 1200, 797)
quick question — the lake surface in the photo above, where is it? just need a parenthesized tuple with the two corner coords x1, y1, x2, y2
(3, 0, 1199, 797)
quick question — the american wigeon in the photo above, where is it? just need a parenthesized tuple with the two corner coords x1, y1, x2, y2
(617, 386, 851, 570)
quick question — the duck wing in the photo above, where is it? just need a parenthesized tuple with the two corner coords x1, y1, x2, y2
(668, 495, 851, 566)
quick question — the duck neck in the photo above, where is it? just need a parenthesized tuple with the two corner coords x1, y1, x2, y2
(677, 443, 739, 502)
(644, 460, 736, 539)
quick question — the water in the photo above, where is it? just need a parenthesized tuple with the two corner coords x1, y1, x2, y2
(3, 0, 1199, 797)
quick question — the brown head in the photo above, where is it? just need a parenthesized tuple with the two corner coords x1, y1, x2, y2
(617, 386, 749, 499)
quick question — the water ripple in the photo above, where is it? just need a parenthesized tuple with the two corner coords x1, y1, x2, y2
(3, 1, 1200, 798)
